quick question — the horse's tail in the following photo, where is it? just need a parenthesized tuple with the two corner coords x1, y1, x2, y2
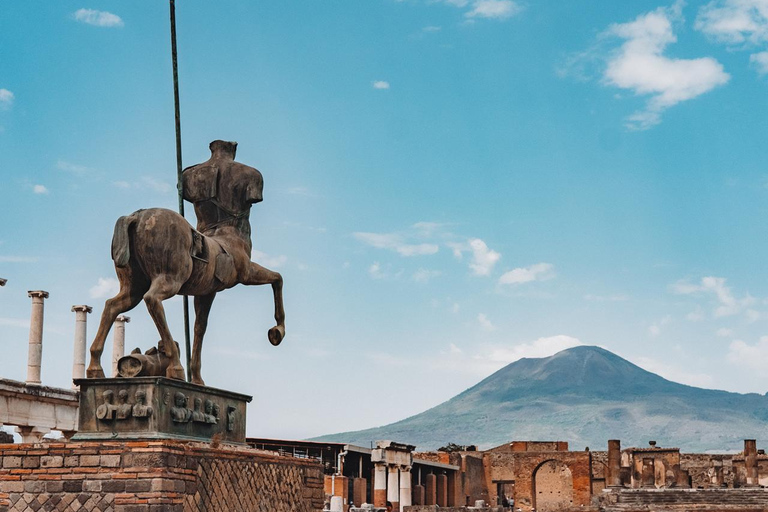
(111, 213, 138, 267)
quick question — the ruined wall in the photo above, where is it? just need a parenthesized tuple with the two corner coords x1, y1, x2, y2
(457, 453, 487, 506)
(681, 454, 735, 488)
(590, 451, 607, 494)
(0, 440, 324, 512)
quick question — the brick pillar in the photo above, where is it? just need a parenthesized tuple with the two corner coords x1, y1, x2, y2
(111, 315, 130, 377)
(387, 465, 400, 511)
(425, 473, 437, 505)
(26, 291, 49, 385)
(412, 484, 425, 505)
(437, 473, 448, 506)
(399, 466, 412, 508)
(71, 305, 92, 388)
(745, 439, 758, 486)
(373, 462, 387, 507)
(352, 477, 366, 507)
(607, 439, 622, 487)
(447, 471, 457, 506)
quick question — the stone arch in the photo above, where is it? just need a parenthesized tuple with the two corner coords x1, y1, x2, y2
(532, 459, 574, 512)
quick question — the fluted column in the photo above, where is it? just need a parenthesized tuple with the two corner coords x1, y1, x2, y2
(26, 291, 49, 385)
(112, 315, 130, 377)
(71, 305, 92, 388)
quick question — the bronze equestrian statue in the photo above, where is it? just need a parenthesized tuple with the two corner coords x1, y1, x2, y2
(86, 140, 285, 385)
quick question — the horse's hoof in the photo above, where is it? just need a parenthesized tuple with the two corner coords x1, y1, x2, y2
(86, 367, 105, 379)
(268, 326, 284, 346)
(191, 377, 206, 386)
(166, 366, 186, 381)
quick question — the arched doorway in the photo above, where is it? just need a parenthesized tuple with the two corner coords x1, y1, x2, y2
(533, 460, 573, 512)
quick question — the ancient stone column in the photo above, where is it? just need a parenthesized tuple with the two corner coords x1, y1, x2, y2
(71, 305, 92, 388)
(373, 462, 387, 508)
(399, 466, 412, 508)
(388, 465, 400, 511)
(26, 290, 49, 385)
(745, 439, 758, 486)
(437, 473, 448, 506)
(425, 473, 437, 506)
(111, 315, 130, 377)
(607, 439, 622, 487)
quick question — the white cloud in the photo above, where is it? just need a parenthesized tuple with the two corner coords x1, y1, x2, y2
(412, 268, 441, 283)
(73, 8, 124, 28)
(354, 232, 439, 257)
(728, 336, 768, 369)
(716, 327, 734, 337)
(648, 315, 672, 337)
(423, 25, 442, 32)
(372, 81, 390, 90)
(632, 355, 714, 388)
(686, 307, 705, 322)
(603, 2, 730, 129)
(695, 0, 768, 45)
(672, 276, 755, 318)
(465, 0, 521, 20)
(477, 313, 495, 331)
(746, 309, 762, 323)
(750, 51, 768, 73)
(56, 160, 91, 175)
(483, 335, 583, 365)
(33, 185, 49, 195)
(369, 262, 384, 280)
(499, 262, 555, 285)
(140, 176, 173, 194)
(468, 238, 500, 276)
(89, 277, 119, 299)
(0, 89, 14, 110)
(251, 249, 287, 269)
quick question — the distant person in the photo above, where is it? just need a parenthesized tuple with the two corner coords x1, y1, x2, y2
(386, 501, 393, 512)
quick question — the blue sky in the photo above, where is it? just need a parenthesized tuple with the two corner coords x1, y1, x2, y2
(2, 0, 768, 440)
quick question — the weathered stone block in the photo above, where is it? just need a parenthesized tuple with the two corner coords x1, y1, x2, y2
(100, 455, 120, 468)
(1, 457, 21, 469)
(40, 455, 63, 468)
(80, 455, 101, 467)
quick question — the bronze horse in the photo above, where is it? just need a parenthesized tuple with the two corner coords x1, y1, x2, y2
(86, 140, 284, 385)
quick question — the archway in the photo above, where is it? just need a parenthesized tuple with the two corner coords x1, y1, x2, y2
(533, 460, 573, 512)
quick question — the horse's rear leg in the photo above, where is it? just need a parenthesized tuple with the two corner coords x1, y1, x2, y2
(244, 261, 285, 346)
(190, 293, 216, 386)
(143, 276, 186, 381)
(87, 277, 145, 378)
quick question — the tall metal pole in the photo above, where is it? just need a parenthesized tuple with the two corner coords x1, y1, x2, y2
(170, 0, 192, 382)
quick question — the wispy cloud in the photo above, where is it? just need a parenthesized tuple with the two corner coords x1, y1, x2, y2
(602, 1, 729, 129)
(33, 185, 49, 195)
(251, 249, 287, 269)
(369, 262, 384, 280)
(73, 8, 124, 28)
(499, 262, 555, 285)
(449, 238, 501, 276)
(89, 277, 119, 299)
(671, 276, 755, 318)
(56, 160, 91, 176)
(0, 256, 39, 263)
(423, 25, 442, 33)
(465, 0, 521, 20)
(750, 51, 768, 74)
(0, 89, 14, 110)
(372, 81, 390, 90)
(695, 0, 768, 45)
(412, 268, 441, 283)
(728, 336, 768, 369)
(0, 317, 29, 328)
(648, 315, 672, 337)
(354, 231, 439, 257)
(140, 176, 173, 194)
(477, 312, 495, 331)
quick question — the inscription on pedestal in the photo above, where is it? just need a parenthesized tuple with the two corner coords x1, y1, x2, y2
(73, 377, 251, 444)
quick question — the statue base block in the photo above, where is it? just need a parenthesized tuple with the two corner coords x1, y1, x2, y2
(72, 377, 251, 445)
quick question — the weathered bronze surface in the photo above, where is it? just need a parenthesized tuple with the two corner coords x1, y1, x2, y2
(85, 140, 285, 385)
(73, 377, 251, 444)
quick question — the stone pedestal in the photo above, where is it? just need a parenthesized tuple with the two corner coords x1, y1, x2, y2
(72, 377, 251, 444)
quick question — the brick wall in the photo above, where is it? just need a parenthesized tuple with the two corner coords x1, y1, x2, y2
(0, 440, 324, 512)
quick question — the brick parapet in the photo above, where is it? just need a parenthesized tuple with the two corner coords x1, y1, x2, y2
(0, 440, 324, 511)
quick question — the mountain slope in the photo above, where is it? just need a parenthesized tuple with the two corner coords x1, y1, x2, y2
(313, 346, 768, 451)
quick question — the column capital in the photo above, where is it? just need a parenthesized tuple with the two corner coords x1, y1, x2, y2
(71, 305, 93, 313)
(116, 315, 131, 323)
(399, 465, 412, 473)
(28, 290, 49, 299)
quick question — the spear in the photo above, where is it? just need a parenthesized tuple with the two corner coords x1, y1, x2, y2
(169, 0, 192, 382)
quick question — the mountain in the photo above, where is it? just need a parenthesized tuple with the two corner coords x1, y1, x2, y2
(313, 346, 768, 452)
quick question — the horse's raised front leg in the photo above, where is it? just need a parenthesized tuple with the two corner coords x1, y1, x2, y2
(244, 261, 285, 346)
(87, 272, 145, 378)
(143, 275, 186, 380)
(191, 293, 216, 386)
